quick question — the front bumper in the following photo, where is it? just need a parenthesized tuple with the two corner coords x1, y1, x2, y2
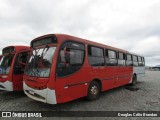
(23, 82, 57, 104)
(0, 80, 13, 91)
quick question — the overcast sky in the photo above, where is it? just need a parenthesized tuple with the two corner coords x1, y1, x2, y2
(0, 0, 160, 66)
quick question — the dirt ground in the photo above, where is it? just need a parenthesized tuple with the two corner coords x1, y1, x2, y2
(0, 70, 160, 120)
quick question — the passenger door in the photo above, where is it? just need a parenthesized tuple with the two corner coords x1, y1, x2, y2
(12, 50, 29, 91)
(56, 41, 86, 102)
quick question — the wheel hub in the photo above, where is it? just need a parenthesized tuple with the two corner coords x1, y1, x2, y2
(91, 85, 98, 95)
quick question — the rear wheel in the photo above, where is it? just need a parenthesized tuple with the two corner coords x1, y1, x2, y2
(130, 74, 137, 86)
(86, 81, 100, 101)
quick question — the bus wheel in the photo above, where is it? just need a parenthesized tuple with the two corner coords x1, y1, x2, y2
(130, 74, 137, 86)
(86, 81, 100, 101)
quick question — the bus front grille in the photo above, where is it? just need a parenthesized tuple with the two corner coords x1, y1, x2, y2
(25, 90, 45, 100)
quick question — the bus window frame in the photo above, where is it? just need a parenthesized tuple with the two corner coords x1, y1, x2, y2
(126, 54, 133, 66)
(117, 52, 126, 66)
(132, 55, 138, 66)
(87, 45, 105, 67)
(56, 40, 86, 78)
(105, 49, 118, 66)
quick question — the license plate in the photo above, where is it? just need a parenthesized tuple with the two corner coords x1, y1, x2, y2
(28, 90, 35, 95)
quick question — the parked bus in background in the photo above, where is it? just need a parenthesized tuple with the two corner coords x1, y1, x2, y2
(23, 34, 145, 104)
(0, 46, 30, 91)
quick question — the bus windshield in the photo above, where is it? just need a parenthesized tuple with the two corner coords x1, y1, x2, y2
(25, 46, 56, 77)
(0, 54, 14, 74)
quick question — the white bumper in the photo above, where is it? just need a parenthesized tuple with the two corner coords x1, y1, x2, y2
(23, 82, 57, 104)
(0, 80, 13, 91)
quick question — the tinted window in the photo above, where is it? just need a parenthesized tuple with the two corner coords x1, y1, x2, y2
(88, 46, 104, 57)
(127, 54, 132, 61)
(132, 55, 138, 66)
(118, 52, 125, 60)
(3, 47, 15, 54)
(57, 41, 85, 77)
(107, 50, 116, 59)
(106, 50, 117, 66)
(133, 55, 138, 61)
(138, 56, 145, 66)
(88, 46, 104, 66)
(138, 56, 142, 62)
(126, 54, 133, 66)
(70, 49, 84, 64)
(118, 52, 125, 66)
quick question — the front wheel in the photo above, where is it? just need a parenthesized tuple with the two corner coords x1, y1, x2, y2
(86, 81, 100, 101)
(130, 74, 137, 86)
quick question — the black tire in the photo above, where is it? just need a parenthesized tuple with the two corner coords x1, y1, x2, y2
(86, 81, 100, 101)
(130, 74, 137, 86)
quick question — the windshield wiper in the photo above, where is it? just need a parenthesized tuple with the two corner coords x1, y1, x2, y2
(41, 45, 49, 57)
(32, 47, 38, 57)
(32, 47, 41, 69)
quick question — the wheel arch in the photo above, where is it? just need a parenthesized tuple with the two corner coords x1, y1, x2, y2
(133, 73, 137, 79)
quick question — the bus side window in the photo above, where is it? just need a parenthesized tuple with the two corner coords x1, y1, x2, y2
(132, 55, 138, 66)
(126, 54, 133, 66)
(118, 52, 126, 66)
(88, 46, 105, 66)
(138, 56, 143, 66)
(57, 41, 85, 77)
(106, 50, 117, 66)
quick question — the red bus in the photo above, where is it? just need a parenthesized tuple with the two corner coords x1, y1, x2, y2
(0, 46, 30, 91)
(23, 34, 145, 104)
